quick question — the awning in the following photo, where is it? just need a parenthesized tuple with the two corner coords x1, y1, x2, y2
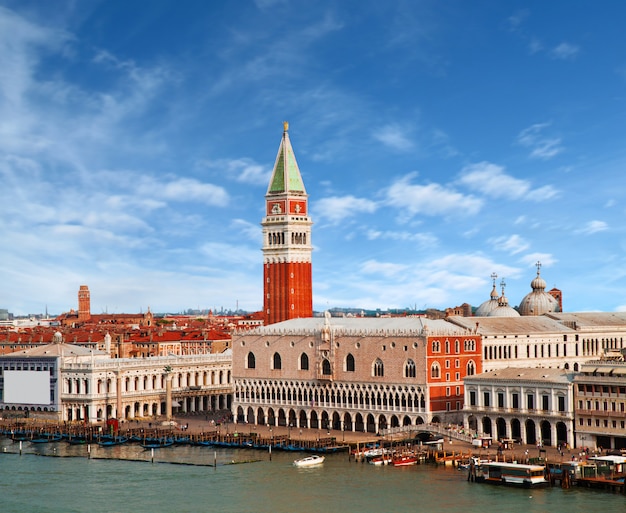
(171, 400, 181, 407)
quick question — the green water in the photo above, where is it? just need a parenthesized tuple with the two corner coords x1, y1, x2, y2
(1, 438, 624, 513)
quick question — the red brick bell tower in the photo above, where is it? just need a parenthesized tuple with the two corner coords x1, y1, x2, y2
(78, 285, 91, 323)
(262, 122, 313, 325)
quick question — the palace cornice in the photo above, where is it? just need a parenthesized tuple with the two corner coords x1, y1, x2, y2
(234, 325, 472, 338)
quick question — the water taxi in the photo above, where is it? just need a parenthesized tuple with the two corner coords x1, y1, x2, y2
(472, 461, 548, 487)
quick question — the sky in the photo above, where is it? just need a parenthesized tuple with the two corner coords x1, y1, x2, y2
(2, 0, 626, 317)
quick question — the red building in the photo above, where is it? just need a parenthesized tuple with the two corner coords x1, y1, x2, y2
(426, 331, 482, 418)
(262, 122, 313, 325)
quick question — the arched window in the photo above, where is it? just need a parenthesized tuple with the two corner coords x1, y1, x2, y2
(455, 340, 460, 353)
(300, 353, 309, 370)
(346, 353, 355, 372)
(405, 359, 416, 378)
(432, 340, 440, 352)
(466, 360, 475, 376)
(322, 359, 331, 375)
(431, 362, 440, 379)
(373, 358, 384, 377)
(273, 352, 282, 370)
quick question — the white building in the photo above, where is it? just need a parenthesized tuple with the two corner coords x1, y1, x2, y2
(463, 367, 575, 448)
(0, 334, 232, 423)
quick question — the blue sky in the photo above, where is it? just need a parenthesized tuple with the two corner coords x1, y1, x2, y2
(2, 0, 626, 316)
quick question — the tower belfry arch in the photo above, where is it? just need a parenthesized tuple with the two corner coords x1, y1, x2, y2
(261, 122, 313, 325)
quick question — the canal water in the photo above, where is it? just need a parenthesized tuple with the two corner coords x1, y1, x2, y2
(1, 437, 624, 513)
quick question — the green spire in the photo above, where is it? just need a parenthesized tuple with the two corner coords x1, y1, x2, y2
(267, 121, 307, 195)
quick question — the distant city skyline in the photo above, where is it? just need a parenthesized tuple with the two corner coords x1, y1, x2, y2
(2, 1, 626, 316)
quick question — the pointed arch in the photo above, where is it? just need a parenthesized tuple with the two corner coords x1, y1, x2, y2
(346, 353, 355, 372)
(405, 359, 416, 378)
(373, 358, 384, 377)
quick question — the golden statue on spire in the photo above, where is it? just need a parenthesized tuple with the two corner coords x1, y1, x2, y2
(283, 120, 289, 132)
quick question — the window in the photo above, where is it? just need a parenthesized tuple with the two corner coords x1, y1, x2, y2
(527, 394, 534, 410)
(300, 353, 309, 371)
(542, 395, 549, 411)
(558, 396, 566, 412)
(346, 353, 355, 372)
(512, 393, 519, 409)
(466, 361, 475, 376)
(247, 352, 256, 369)
(373, 358, 384, 377)
(431, 363, 440, 379)
(405, 359, 416, 378)
(446, 387, 451, 397)
(322, 359, 331, 375)
(498, 392, 505, 408)
(432, 340, 440, 352)
(483, 392, 490, 407)
(469, 391, 477, 406)
(273, 352, 282, 370)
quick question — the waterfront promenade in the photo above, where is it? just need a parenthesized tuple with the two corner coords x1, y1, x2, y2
(0, 411, 596, 465)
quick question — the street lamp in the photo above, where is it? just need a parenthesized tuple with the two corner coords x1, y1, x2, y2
(288, 423, 292, 439)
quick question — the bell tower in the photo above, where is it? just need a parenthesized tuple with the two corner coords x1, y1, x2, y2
(262, 122, 313, 325)
(78, 285, 91, 322)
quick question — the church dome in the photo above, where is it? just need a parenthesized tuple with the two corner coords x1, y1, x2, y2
(475, 273, 500, 316)
(487, 280, 520, 318)
(518, 262, 559, 316)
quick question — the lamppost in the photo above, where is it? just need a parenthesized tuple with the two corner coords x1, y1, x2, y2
(288, 423, 292, 439)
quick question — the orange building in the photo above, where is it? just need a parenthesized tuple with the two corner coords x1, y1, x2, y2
(262, 122, 313, 325)
(425, 330, 482, 416)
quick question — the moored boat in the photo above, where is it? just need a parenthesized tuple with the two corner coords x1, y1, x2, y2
(30, 434, 63, 444)
(98, 436, 129, 447)
(140, 438, 174, 449)
(392, 452, 419, 467)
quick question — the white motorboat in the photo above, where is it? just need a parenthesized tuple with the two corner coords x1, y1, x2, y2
(293, 455, 325, 467)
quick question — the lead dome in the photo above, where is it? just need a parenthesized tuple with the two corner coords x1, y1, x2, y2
(518, 262, 559, 316)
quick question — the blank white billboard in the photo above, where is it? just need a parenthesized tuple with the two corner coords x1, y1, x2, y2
(4, 370, 50, 404)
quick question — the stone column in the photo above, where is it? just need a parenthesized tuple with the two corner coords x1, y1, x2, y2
(166, 373, 173, 422)
(116, 373, 122, 420)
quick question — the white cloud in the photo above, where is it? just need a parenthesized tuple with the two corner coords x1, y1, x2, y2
(528, 37, 543, 55)
(578, 220, 608, 235)
(518, 253, 557, 268)
(360, 260, 410, 278)
(137, 176, 229, 207)
(200, 158, 271, 186)
(365, 229, 438, 247)
(551, 42, 580, 60)
(313, 195, 378, 224)
(489, 234, 529, 255)
(458, 161, 559, 201)
(373, 124, 414, 151)
(385, 173, 482, 217)
(517, 123, 564, 160)
(199, 242, 259, 266)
